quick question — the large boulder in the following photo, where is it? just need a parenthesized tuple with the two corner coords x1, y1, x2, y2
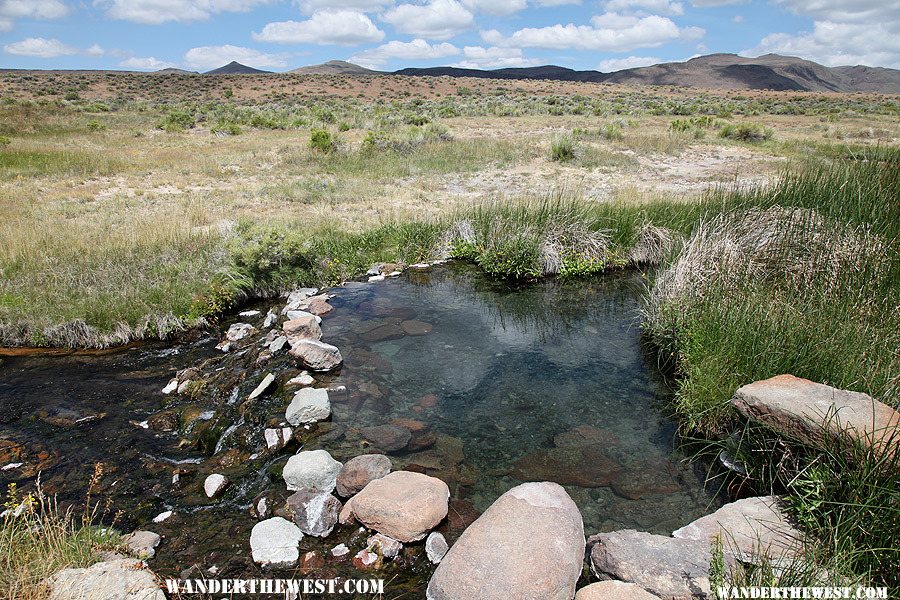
(673, 496, 803, 564)
(336, 454, 392, 497)
(427, 482, 585, 600)
(283, 314, 322, 344)
(576, 581, 662, 600)
(48, 558, 165, 600)
(289, 340, 343, 372)
(347, 471, 449, 542)
(360, 424, 412, 452)
(283, 450, 342, 493)
(732, 375, 899, 455)
(285, 388, 331, 425)
(281, 489, 341, 537)
(590, 530, 710, 600)
(250, 517, 304, 568)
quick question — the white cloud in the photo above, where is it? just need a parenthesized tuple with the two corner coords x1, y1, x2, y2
(690, 0, 745, 6)
(298, 0, 393, 12)
(481, 13, 702, 52)
(598, 55, 660, 71)
(349, 38, 459, 68)
(742, 0, 900, 68)
(85, 44, 105, 56)
(4, 37, 78, 57)
(731, 14, 743, 22)
(253, 10, 384, 45)
(183, 45, 289, 70)
(0, 0, 68, 30)
(461, 0, 526, 17)
(532, 0, 581, 5)
(604, 0, 683, 16)
(98, 0, 273, 24)
(120, 56, 177, 70)
(452, 45, 539, 68)
(381, 0, 475, 40)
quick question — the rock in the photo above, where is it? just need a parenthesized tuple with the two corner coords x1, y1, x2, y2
(215, 340, 232, 352)
(425, 532, 449, 564)
(48, 558, 165, 600)
(251, 490, 285, 520)
(418, 394, 439, 408)
(401, 320, 433, 336)
(263, 309, 278, 328)
(330, 543, 350, 558)
(348, 471, 449, 542)
(336, 454, 392, 497)
(285, 388, 331, 425)
(368, 533, 402, 558)
(590, 530, 711, 599)
(360, 424, 412, 452)
(239, 309, 261, 317)
(151, 510, 173, 523)
(264, 427, 294, 451)
(282, 489, 342, 537)
(575, 581, 662, 600)
(289, 340, 343, 372)
(359, 322, 405, 343)
(367, 263, 385, 276)
(161, 378, 178, 395)
(121, 530, 160, 559)
(226, 322, 255, 342)
(283, 288, 319, 314)
(672, 496, 803, 564)
(511, 446, 622, 488)
(286, 310, 322, 324)
(176, 380, 192, 395)
(554, 425, 620, 448)
(287, 372, 315, 386)
(611, 459, 681, 500)
(338, 499, 356, 524)
(391, 419, 436, 451)
(732, 374, 900, 456)
(283, 450, 342, 493)
(299, 550, 325, 573)
(368, 275, 385, 282)
(352, 548, 382, 570)
(247, 373, 276, 400)
(427, 482, 584, 600)
(268, 336, 288, 353)
(250, 517, 304, 568)
(203, 474, 229, 499)
(283, 315, 323, 344)
(304, 297, 334, 317)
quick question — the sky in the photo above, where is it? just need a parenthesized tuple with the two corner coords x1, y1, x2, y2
(0, 0, 897, 73)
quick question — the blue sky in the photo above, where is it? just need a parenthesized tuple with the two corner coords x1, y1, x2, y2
(0, 0, 897, 72)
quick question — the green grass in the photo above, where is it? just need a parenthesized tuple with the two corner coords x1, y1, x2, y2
(0, 148, 124, 177)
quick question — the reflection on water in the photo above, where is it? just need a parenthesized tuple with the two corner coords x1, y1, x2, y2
(0, 262, 718, 594)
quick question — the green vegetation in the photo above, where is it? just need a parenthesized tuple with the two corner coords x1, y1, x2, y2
(550, 134, 576, 161)
(719, 121, 774, 142)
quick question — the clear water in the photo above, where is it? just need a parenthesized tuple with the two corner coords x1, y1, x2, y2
(0, 263, 718, 594)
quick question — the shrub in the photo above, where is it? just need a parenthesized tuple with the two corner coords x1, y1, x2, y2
(158, 110, 194, 132)
(0, 135, 10, 148)
(719, 122, 773, 142)
(86, 120, 105, 132)
(211, 120, 242, 136)
(309, 129, 336, 153)
(550, 135, 576, 162)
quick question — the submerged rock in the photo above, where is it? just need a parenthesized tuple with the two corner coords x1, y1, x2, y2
(250, 517, 304, 568)
(48, 558, 165, 600)
(590, 530, 711, 599)
(289, 340, 343, 372)
(346, 471, 449, 542)
(283, 450, 342, 493)
(226, 323, 255, 342)
(282, 489, 342, 537)
(360, 424, 412, 453)
(285, 388, 331, 425)
(400, 320, 433, 336)
(427, 481, 585, 600)
(732, 374, 900, 456)
(672, 496, 803, 564)
(336, 454, 392, 497)
(511, 445, 622, 488)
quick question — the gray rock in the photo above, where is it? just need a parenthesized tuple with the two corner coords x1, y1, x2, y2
(348, 471, 449, 542)
(48, 558, 165, 600)
(283, 489, 341, 537)
(732, 374, 899, 456)
(368, 533, 403, 559)
(203, 474, 229, 499)
(336, 454, 392, 497)
(283, 450, 342, 493)
(287, 372, 315, 386)
(285, 388, 331, 425)
(283, 315, 322, 344)
(590, 530, 711, 599)
(289, 339, 343, 372)
(247, 373, 276, 400)
(263, 309, 278, 328)
(268, 336, 288, 353)
(121, 531, 160, 559)
(283, 288, 319, 314)
(576, 581, 662, 600)
(427, 481, 584, 600)
(360, 424, 411, 452)
(250, 517, 304, 568)
(425, 532, 449, 564)
(225, 322, 255, 342)
(673, 496, 803, 564)
(264, 427, 293, 452)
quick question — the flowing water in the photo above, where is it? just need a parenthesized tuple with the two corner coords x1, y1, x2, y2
(0, 263, 719, 596)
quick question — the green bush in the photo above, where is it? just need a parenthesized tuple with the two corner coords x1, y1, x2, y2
(550, 135, 576, 162)
(158, 110, 195, 132)
(309, 128, 336, 153)
(0, 135, 10, 148)
(719, 122, 773, 142)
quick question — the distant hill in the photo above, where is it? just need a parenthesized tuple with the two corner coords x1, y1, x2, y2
(152, 68, 198, 75)
(205, 61, 271, 75)
(290, 60, 377, 75)
(394, 54, 900, 94)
